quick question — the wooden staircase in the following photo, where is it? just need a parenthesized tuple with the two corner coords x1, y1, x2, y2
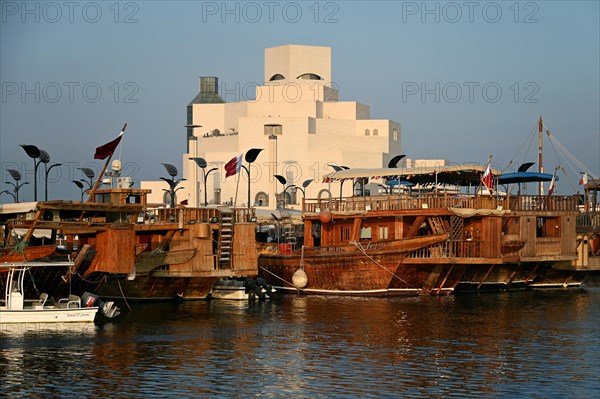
(280, 208, 297, 247)
(428, 216, 448, 235)
(218, 207, 234, 269)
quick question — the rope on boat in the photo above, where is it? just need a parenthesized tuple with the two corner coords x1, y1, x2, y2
(259, 266, 307, 294)
(117, 278, 132, 311)
(75, 272, 108, 285)
(350, 241, 409, 286)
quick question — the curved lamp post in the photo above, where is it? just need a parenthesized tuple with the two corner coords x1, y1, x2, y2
(39, 150, 62, 201)
(190, 157, 218, 207)
(78, 167, 96, 189)
(388, 154, 406, 168)
(273, 174, 289, 209)
(160, 163, 186, 208)
(293, 179, 313, 199)
(0, 189, 16, 202)
(243, 148, 263, 215)
(72, 180, 86, 201)
(20, 144, 42, 201)
(6, 169, 29, 202)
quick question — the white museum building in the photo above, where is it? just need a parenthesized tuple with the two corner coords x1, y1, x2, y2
(142, 44, 403, 209)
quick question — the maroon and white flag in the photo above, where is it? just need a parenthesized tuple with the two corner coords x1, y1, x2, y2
(94, 123, 127, 160)
(224, 154, 243, 178)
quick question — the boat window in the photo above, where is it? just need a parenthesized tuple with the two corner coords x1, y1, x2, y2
(536, 217, 560, 237)
(360, 227, 371, 240)
(341, 226, 351, 242)
(379, 226, 388, 240)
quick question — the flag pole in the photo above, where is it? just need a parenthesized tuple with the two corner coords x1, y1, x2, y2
(86, 123, 127, 202)
(233, 165, 242, 207)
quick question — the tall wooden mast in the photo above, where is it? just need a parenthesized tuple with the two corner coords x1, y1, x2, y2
(538, 115, 544, 195)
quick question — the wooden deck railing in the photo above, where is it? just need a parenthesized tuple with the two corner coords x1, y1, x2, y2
(408, 240, 495, 259)
(303, 194, 578, 213)
(153, 207, 254, 224)
(577, 212, 600, 232)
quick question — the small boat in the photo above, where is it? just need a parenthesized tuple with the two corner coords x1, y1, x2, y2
(0, 261, 119, 323)
(0, 245, 57, 264)
(210, 277, 276, 300)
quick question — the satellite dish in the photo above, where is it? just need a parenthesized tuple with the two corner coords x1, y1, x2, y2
(111, 160, 122, 172)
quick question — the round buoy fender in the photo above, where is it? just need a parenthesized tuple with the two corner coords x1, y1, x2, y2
(292, 268, 308, 289)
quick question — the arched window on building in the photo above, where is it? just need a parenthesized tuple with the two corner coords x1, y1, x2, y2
(297, 73, 323, 80)
(365, 129, 370, 136)
(269, 74, 285, 81)
(255, 192, 269, 207)
(373, 129, 379, 136)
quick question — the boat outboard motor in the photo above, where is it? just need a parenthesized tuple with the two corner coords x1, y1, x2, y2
(81, 292, 121, 319)
(255, 277, 275, 298)
(244, 278, 265, 300)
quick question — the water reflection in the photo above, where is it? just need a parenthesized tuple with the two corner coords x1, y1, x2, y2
(1, 284, 598, 398)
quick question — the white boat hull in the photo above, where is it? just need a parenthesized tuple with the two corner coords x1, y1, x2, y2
(0, 307, 98, 323)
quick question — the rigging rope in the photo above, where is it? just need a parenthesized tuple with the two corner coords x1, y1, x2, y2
(259, 265, 307, 293)
(350, 241, 409, 285)
(117, 279, 132, 311)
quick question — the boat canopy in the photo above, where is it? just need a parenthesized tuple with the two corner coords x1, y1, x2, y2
(497, 172, 556, 185)
(323, 164, 502, 186)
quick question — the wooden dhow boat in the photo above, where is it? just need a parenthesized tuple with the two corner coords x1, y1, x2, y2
(258, 161, 596, 295)
(0, 125, 260, 302)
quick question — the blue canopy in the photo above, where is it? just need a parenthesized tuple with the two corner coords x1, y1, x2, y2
(497, 172, 557, 184)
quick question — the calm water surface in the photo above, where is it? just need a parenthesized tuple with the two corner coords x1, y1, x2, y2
(1, 278, 599, 398)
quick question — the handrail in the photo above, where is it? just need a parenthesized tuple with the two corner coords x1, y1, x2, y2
(302, 194, 578, 213)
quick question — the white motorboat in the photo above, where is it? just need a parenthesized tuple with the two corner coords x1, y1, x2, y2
(0, 261, 118, 324)
(210, 277, 276, 300)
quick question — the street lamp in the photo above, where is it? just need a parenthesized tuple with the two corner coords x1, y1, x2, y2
(0, 190, 16, 202)
(20, 144, 42, 201)
(190, 157, 218, 207)
(244, 148, 263, 213)
(6, 169, 29, 202)
(388, 154, 406, 168)
(72, 180, 85, 201)
(273, 174, 288, 208)
(160, 163, 186, 208)
(39, 150, 62, 201)
(78, 167, 96, 189)
(293, 179, 313, 199)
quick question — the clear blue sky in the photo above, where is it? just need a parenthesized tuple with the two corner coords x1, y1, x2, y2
(1, 0, 599, 200)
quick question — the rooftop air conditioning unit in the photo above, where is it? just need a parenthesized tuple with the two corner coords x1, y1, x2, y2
(117, 177, 132, 189)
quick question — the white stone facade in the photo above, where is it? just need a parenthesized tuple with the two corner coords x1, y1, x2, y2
(143, 44, 402, 209)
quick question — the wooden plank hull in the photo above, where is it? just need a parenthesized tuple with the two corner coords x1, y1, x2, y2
(134, 249, 196, 275)
(0, 245, 57, 264)
(95, 275, 217, 301)
(455, 262, 588, 292)
(259, 235, 457, 296)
